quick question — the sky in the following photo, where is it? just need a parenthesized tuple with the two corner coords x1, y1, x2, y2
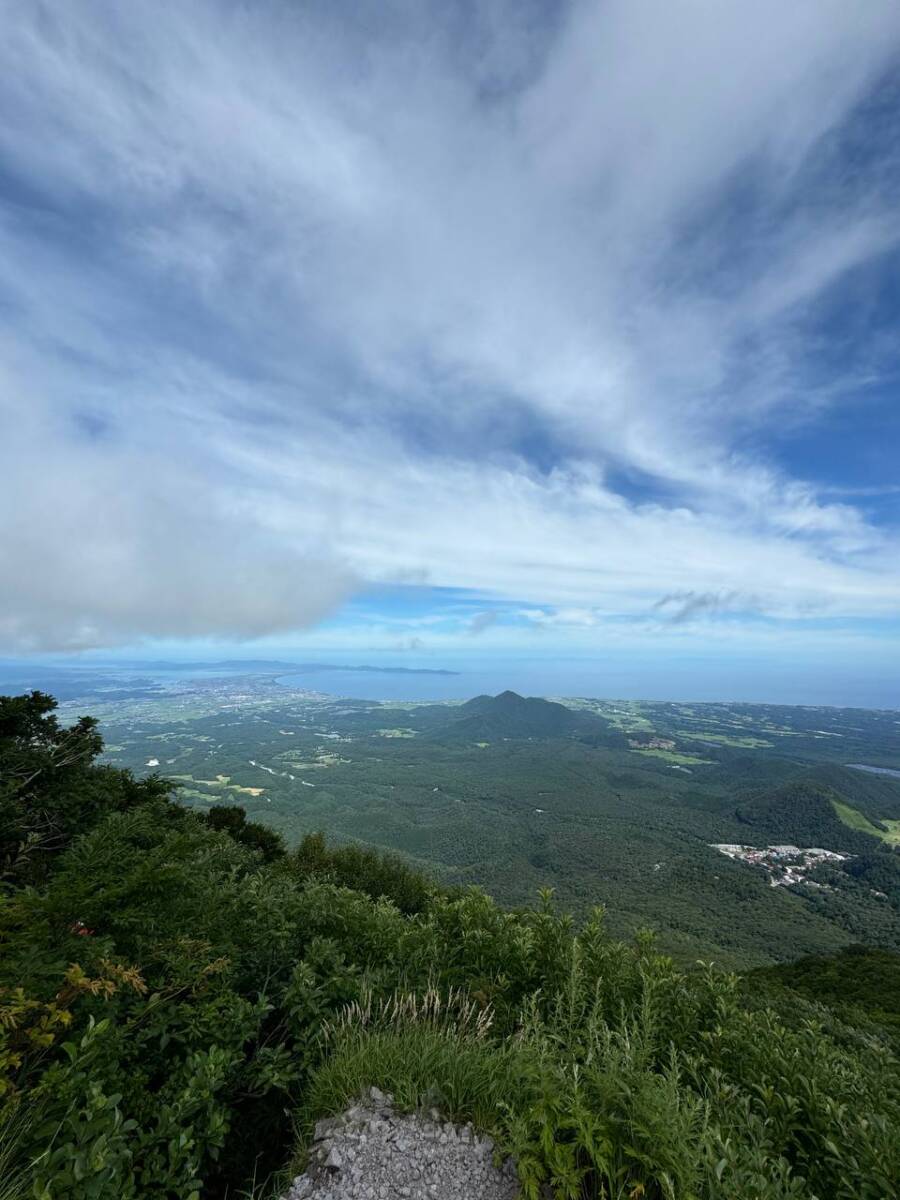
(1, 0, 900, 703)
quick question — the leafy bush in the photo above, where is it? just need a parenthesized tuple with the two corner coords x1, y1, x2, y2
(293, 831, 441, 914)
(0, 691, 169, 884)
(204, 804, 286, 863)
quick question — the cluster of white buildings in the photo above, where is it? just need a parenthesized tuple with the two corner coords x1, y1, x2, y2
(711, 843, 849, 888)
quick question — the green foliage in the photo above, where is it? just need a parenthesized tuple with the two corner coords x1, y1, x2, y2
(753, 944, 900, 1037)
(293, 831, 442, 914)
(430, 691, 602, 742)
(298, 911, 900, 1200)
(204, 805, 286, 863)
(0, 1100, 35, 1200)
(96, 684, 900, 966)
(301, 1025, 532, 1156)
(0, 691, 170, 885)
(845, 851, 900, 898)
(735, 780, 881, 854)
(2, 693, 899, 1199)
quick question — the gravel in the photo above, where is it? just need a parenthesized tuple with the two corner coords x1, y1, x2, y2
(281, 1087, 520, 1200)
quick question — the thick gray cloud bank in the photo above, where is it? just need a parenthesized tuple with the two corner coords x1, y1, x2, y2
(1, 0, 900, 650)
(0, 372, 354, 650)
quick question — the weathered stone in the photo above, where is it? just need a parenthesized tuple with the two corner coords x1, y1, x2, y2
(314, 1118, 342, 1141)
(279, 1092, 518, 1200)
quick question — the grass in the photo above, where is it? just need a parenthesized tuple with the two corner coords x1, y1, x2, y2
(292, 978, 759, 1200)
(592, 701, 655, 732)
(0, 1102, 35, 1200)
(203, 776, 267, 796)
(831, 798, 889, 840)
(676, 731, 773, 749)
(293, 991, 530, 1177)
(170, 773, 266, 798)
(299, 1026, 526, 1142)
(630, 749, 713, 766)
(176, 787, 217, 803)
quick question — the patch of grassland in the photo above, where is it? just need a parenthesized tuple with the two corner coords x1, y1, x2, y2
(176, 787, 213, 803)
(676, 731, 773, 749)
(169, 772, 265, 798)
(831, 798, 889, 840)
(601, 702, 655, 732)
(630, 749, 712, 766)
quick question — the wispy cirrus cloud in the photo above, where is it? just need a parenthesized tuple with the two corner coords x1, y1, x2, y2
(1, 0, 899, 654)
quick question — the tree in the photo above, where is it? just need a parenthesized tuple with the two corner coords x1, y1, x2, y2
(204, 804, 285, 862)
(0, 691, 171, 884)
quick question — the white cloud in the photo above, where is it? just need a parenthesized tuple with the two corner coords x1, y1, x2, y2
(0, 361, 354, 651)
(1, 0, 899, 650)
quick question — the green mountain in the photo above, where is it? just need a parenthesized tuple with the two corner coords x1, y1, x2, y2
(735, 778, 883, 852)
(429, 690, 602, 741)
(805, 763, 900, 821)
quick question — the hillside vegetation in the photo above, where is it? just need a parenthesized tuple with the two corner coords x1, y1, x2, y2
(752, 944, 900, 1035)
(734, 780, 882, 853)
(2, 692, 899, 1199)
(426, 691, 602, 741)
(85, 684, 900, 967)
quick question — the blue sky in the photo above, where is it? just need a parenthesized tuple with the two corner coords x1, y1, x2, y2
(1, 1, 900, 703)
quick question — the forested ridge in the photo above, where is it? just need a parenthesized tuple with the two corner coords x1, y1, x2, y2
(734, 780, 884, 853)
(2, 692, 899, 1199)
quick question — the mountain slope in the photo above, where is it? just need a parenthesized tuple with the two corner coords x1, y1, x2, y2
(735, 779, 882, 852)
(427, 691, 602, 742)
(805, 764, 900, 821)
